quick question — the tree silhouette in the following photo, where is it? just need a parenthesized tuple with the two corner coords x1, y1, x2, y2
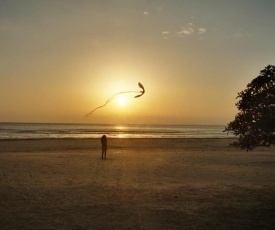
(224, 65, 275, 150)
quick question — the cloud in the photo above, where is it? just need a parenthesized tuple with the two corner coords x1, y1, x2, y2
(233, 32, 250, 39)
(162, 31, 169, 39)
(197, 28, 207, 35)
(232, 28, 250, 39)
(176, 23, 207, 37)
(176, 27, 195, 36)
(143, 11, 149, 16)
(162, 19, 208, 39)
(183, 27, 195, 35)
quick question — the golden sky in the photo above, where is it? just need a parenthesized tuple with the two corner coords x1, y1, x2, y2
(1, 0, 275, 124)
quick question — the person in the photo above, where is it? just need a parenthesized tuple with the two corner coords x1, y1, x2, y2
(101, 135, 107, 159)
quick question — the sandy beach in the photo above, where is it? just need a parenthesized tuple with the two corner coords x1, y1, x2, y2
(0, 138, 274, 229)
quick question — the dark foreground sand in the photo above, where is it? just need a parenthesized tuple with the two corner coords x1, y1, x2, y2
(0, 138, 274, 230)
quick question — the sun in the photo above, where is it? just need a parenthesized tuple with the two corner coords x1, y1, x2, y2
(116, 95, 126, 106)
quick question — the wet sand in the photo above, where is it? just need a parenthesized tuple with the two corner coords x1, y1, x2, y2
(0, 138, 275, 229)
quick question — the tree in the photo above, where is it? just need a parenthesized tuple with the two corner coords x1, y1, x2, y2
(224, 65, 275, 150)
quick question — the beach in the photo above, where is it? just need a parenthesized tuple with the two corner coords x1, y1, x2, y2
(0, 138, 274, 229)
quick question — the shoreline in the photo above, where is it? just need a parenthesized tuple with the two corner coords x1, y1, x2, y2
(0, 138, 240, 153)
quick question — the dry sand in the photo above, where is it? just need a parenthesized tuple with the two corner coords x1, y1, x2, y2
(0, 138, 274, 230)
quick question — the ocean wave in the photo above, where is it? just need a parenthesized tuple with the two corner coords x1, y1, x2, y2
(0, 123, 233, 139)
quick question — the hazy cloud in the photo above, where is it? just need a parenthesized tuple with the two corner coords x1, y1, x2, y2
(162, 31, 170, 39)
(144, 11, 149, 16)
(233, 28, 250, 38)
(176, 26, 195, 36)
(198, 28, 207, 35)
(176, 23, 207, 37)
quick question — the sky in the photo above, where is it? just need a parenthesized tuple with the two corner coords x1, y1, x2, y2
(1, 0, 275, 125)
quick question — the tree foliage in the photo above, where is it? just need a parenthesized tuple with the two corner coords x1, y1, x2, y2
(224, 65, 275, 150)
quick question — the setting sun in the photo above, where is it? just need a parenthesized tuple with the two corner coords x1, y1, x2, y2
(116, 95, 126, 106)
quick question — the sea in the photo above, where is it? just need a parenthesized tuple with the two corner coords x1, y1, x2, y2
(0, 123, 233, 139)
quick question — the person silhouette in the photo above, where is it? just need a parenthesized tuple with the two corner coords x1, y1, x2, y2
(101, 135, 107, 159)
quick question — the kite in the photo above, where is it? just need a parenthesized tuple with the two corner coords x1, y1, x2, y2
(85, 82, 145, 117)
(134, 82, 145, 98)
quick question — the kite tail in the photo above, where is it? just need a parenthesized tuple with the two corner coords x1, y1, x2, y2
(85, 90, 140, 117)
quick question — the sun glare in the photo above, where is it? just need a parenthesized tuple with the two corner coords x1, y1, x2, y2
(117, 95, 126, 106)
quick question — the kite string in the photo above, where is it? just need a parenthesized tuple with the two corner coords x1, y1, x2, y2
(85, 90, 140, 117)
